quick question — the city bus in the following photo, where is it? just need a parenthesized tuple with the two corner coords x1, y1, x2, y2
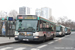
(15, 15, 56, 42)
(65, 27, 71, 35)
(56, 25, 65, 36)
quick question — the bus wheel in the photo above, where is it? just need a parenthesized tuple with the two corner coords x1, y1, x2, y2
(69, 33, 71, 35)
(51, 34, 54, 40)
(61, 33, 64, 37)
(43, 36, 46, 42)
(63, 33, 65, 36)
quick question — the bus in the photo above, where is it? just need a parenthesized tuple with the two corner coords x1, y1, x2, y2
(56, 25, 65, 36)
(65, 27, 71, 35)
(15, 15, 56, 42)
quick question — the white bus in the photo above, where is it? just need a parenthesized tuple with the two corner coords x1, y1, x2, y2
(15, 15, 56, 42)
(56, 25, 65, 36)
(65, 27, 71, 35)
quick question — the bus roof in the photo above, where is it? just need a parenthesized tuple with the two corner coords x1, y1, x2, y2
(39, 16, 56, 25)
(56, 24, 65, 27)
(17, 15, 56, 25)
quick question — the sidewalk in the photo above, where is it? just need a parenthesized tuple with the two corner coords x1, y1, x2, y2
(0, 37, 17, 45)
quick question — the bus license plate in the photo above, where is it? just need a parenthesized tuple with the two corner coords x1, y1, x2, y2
(23, 39, 29, 41)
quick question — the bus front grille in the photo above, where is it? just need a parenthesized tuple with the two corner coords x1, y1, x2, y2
(19, 32, 33, 36)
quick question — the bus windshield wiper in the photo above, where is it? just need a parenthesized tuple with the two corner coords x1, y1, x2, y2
(56, 31, 60, 32)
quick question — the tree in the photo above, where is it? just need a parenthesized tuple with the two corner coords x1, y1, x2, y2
(8, 10, 18, 19)
(49, 16, 56, 23)
(0, 11, 7, 19)
(57, 16, 75, 29)
(57, 16, 68, 25)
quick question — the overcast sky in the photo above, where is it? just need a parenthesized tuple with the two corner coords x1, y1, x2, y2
(0, 0, 75, 21)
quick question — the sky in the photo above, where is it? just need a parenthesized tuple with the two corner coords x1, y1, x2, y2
(0, 0, 75, 21)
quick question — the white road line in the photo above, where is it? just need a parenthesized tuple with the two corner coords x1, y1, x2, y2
(57, 38, 61, 40)
(31, 48, 40, 50)
(48, 37, 65, 44)
(14, 47, 26, 50)
(37, 44, 47, 49)
(48, 41, 54, 44)
(61, 37, 64, 39)
(55, 40, 58, 42)
(32, 35, 70, 49)
(66, 35, 70, 37)
(0, 47, 13, 50)
(54, 38, 59, 39)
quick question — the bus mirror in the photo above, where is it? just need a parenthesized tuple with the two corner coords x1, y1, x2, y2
(37, 30, 39, 32)
(19, 20, 22, 22)
(52, 30, 53, 31)
(36, 29, 39, 32)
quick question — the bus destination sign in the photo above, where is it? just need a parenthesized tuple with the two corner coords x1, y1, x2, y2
(17, 15, 37, 19)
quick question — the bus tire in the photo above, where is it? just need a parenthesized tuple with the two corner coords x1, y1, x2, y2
(68, 32, 71, 35)
(63, 33, 65, 36)
(51, 34, 54, 40)
(61, 33, 64, 37)
(43, 35, 46, 42)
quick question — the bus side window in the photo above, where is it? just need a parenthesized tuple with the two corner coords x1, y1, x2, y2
(39, 20, 43, 31)
(60, 27, 62, 31)
(52, 27, 54, 31)
(49, 27, 53, 31)
(37, 21, 39, 30)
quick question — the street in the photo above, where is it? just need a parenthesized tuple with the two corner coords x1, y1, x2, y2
(0, 32, 75, 50)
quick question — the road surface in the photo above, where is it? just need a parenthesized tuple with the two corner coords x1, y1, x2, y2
(0, 32, 75, 50)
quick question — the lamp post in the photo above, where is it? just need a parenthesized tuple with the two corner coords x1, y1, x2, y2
(8, 17, 13, 39)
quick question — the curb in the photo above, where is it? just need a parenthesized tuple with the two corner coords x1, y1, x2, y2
(0, 41, 18, 46)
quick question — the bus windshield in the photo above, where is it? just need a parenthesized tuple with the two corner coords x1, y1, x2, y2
(65, 28, 67, 32)
(16, 20, 38, 32)
(56, 26, 61, 32)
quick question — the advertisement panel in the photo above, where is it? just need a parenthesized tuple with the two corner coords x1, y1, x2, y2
(2, 22, 6, 35)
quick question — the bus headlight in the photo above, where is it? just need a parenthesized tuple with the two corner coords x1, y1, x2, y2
(34, 36, 39, 38)
(33, 32, 39, 36)
(59, 32, 62, 35)
(15, 31, 19, 35)
(65, 32, 67, 33)
(15, 36, 18, 38)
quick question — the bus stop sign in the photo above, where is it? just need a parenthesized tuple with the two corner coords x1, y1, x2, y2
(8, 17, 13, 21)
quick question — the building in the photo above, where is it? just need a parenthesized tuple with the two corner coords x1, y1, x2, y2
(41, 7, 51, 19)
(35, 7, 51, 20)
(35, 9, 41, 16)
(19, 7, 30, 15)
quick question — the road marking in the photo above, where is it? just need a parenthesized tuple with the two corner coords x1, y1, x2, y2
(62, 37, 65, 39)
(21, 43, 33, 47)
(0, 47, 13, 50)
(48, 41, 54, 44)
(33, 35, 71, 49)
(24, 44, 33, 47)
(31, 35, 68, 49)
(14, 47, 26, 50)
(31, 48, 40, 50)
(55, 40, 58, 42)
(37, 44, 47, 48)
(66, 35, 70, 37)
(59, 37, 65, 39)
(58, 38, 62, 40)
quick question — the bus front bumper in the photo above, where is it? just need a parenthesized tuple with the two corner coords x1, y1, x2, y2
(65, 32, 71, 35)
(15, 35, 44, 41)
(56, 32, 62, 36)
